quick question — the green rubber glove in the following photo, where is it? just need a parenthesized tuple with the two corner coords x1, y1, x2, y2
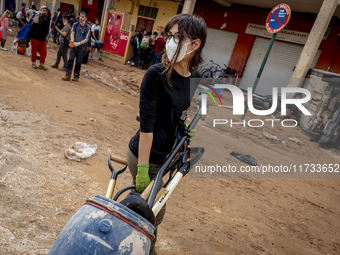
(185, 123, 196, 144)
(136, 164, 151, 193)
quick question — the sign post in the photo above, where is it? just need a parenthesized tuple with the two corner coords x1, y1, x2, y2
(243, 4, 291, 119)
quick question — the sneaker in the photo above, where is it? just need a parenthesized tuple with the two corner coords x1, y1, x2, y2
(62, 74, 71, 81)
(126, 61, 131, 65)
(72, 76, 79, 81)
(51, 64, 58, 69)
(98, 58, 103, 62)
(131, 62, 134, 66)
(39, 63, 48, 71)
(0, 47, 7, 51)
(32, 62, 38, 69)
(89, 53, 93, 58)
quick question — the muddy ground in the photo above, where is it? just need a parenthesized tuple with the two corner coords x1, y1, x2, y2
(0, 26, 340, 255)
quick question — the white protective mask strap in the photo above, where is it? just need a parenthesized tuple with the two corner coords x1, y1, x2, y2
(185, 40, 196, 55)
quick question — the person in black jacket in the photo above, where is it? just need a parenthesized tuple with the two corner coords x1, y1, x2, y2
(30, 6, 50, 70)
(126, 27, 145, 66)
(52, 9, 62, 44)
(126, 14, 207, 255)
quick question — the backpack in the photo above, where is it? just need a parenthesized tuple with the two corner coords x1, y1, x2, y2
(140, 36, 149, 49)
(74, 22, 89, 37)
(16, 17, 34, 42)
(130, 33, 138, 45)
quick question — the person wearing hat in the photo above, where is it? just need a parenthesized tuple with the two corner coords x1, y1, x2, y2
(30, 6, 50, 70)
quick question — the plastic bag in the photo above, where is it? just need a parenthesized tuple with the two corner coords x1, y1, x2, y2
(230, 151, 258, 166)
(64, 142, 97, 161)
(24, 46, 31, 56)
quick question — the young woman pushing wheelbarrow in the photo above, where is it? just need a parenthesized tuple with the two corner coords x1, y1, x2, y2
(48, 13, 207, 255)
(126, 13, 207, 255)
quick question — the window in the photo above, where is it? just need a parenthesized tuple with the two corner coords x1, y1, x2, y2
(138, 5, 158, 19)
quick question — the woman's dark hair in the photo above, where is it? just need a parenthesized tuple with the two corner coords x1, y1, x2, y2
(63, 15, 70, 22)
(20, 16, 27, 23)
(31, 5, 36, 10)
(161, 14, 207, 85)
(22, 3, 26, 6)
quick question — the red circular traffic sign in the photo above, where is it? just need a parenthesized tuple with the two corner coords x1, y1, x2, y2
(266, 4, 291, 34)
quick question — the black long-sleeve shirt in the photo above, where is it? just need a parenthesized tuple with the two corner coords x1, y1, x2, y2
(30, 16, 49, 42)
(129, 63, 200, 164)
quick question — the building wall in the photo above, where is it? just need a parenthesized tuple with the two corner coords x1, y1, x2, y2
(113, 0, 179, 33)
(194, 2, 340, 75)
(40, 0, 80, 14)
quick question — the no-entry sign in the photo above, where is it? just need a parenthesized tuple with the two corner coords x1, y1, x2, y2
(243, 3, 292, 118)
(266, 4, 291, 34)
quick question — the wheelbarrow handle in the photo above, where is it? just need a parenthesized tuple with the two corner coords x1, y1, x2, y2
(105, 179, 116, 199)
(111, 156, 127, 165)
(141, 180, 154, 200)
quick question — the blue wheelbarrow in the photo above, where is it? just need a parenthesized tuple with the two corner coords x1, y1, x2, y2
(48, 113, 205, 255)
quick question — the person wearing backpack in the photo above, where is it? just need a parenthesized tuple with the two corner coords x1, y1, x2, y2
(138, 31, 152, 69)
(0, 10, 13, 51)
(126, 27, 145, 66)
(62, 12, 91, 81)
(30, 6, 50, 70)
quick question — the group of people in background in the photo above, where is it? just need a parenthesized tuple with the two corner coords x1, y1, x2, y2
(43, 9, 103, 80)
(0, 2, 39, 51)
(50, 9, 103, 65)
(17, 3, 40, 32)
(0, 5, 103, 82)
(1, 5, 166, 74)
(127, 27, 166, 69)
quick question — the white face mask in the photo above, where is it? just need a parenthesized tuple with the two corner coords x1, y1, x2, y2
(166, 38, 195, 63)
(63, 22, 67, 26)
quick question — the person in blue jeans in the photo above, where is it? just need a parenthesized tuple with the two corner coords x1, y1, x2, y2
(150, 32, 166, 66)
(127, 27, 145, 66)
(147, 31, 158, 61)
(53, 9, 62, 44)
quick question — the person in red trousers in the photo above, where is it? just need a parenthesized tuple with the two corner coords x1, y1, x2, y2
(30, 6, 50, 70)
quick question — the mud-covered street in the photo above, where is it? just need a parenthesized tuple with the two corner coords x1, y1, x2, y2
(0, 27, 340, 255)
